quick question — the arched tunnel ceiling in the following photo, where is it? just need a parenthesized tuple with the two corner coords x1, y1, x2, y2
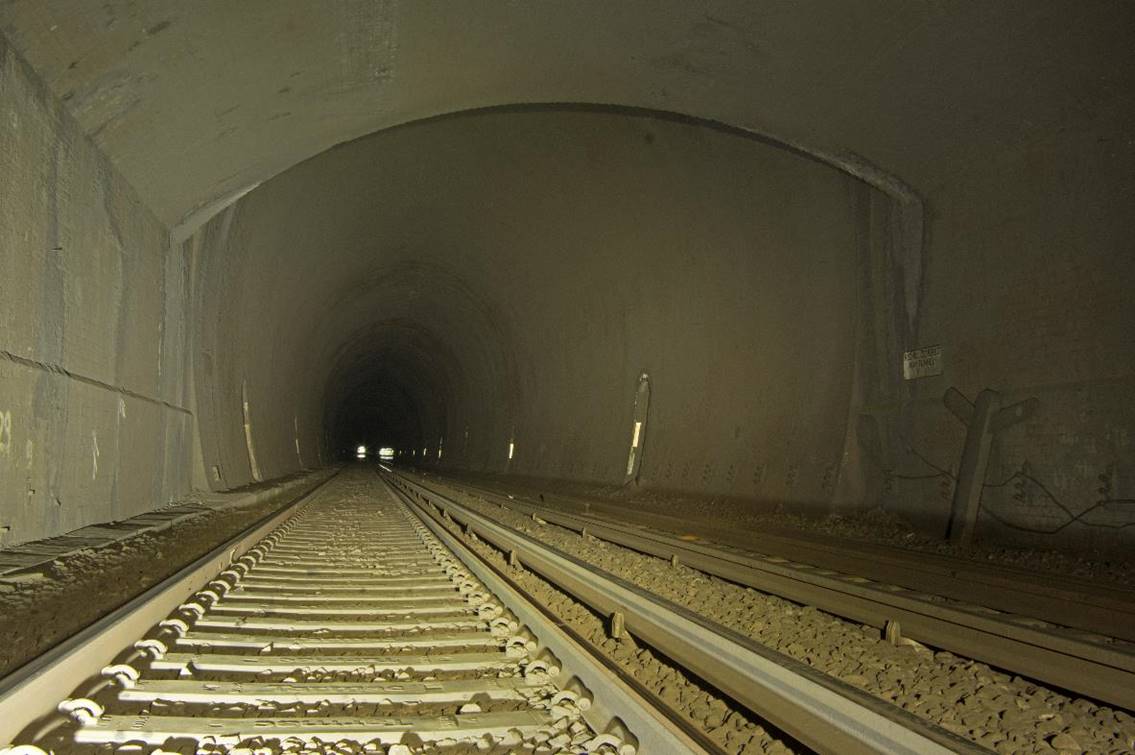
(192, 104, 868, 487)
(2, 1, 1132, 232)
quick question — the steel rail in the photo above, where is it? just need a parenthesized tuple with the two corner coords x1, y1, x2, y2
(391, 479, 709, 754)
(408, 471, 1135, 711)
(384, 470, 983, 755)
(0, 470, 341, 745)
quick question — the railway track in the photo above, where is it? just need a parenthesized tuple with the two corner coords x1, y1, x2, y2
(0, 473, 698, 754)
(392, 470, 1135, 713)
(0, 469, 978, 754)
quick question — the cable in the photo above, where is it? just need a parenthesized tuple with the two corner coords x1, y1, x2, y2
(878, 435, 956, 482)
(879, 444, 1135, 534)
(979, 469, 1135, 534)
(864, 425, 1135, 534)
(903, 441, 957, 480)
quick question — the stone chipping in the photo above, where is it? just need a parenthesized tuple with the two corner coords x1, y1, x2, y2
(0, 473, 329, 678)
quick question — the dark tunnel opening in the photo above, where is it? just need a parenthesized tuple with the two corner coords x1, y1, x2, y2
(327, 379, 425, 461)
(320, 321, 459, 462)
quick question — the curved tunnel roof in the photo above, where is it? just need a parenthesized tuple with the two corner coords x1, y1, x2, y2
(3, 1, 1130, 233)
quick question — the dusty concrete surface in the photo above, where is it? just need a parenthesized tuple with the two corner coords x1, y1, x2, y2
(0, 33, 192, 548)
(438, 483, 1135, 754)
(0, 469, 333, 678)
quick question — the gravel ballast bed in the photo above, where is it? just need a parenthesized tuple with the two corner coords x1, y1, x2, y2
(427, 479, 1135, 755)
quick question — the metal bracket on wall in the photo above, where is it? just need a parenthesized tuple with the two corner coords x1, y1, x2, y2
(943, 388, 1039, 545)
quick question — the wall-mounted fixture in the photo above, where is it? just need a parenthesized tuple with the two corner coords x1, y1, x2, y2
(624, 371, 652, 484)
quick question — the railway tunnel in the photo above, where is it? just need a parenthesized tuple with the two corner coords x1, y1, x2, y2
(1, 2, 1135, 754)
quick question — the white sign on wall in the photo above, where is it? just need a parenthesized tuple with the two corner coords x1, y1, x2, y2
(903, 345, 943, 380)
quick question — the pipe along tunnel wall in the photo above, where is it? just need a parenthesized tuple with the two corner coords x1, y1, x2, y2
(2, 20, 1134, 555)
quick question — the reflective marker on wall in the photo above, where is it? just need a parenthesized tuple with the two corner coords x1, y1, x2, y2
(626, 421, 643, 476)
(0, 410, 11, 457)
(241, 381, 262, 482)
(293, 415, 303, 466)
(624, 371, 652, 484)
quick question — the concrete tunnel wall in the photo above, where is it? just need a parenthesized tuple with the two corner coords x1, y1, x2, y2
(0, 38, 192, 544)
(190, 108, 865, 504)
(0, 37, 192, 547)
(1, 2, 1133, 553)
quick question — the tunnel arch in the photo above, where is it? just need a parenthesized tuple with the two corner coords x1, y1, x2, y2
(1, 4, 1131, 552)
(177, 101, 924, 257)
(320, 319, 465, 461)
(181, 102, 924, 498)
(186, 103, 871, 501)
